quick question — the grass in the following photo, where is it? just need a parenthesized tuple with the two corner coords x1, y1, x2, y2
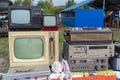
(111, 28, 120, 41)
(0, 37, 9, 56)
(0, 37, 9, 73)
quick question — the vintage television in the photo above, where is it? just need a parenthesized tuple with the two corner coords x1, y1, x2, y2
(8, 6, 42, 30)
(8, 31, 59, 72)
(42, 15, 59, 31)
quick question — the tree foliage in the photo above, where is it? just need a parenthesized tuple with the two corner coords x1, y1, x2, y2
(65, 0, 76, 8)
(22, 0, 32, 6)
(13, 0, 21, 6)
(13, 0, 65, 14)
(37, 0, 54, 14)
(13, 0, 32, 6)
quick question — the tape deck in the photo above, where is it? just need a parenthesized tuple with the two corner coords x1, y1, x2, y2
(64, 41, 114, 59)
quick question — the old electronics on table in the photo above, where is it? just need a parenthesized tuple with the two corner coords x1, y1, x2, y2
(63, 28, 114, 71)
(2, 6, 60, 80)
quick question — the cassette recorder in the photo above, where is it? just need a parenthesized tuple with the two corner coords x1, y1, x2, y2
(67, 57, 108, 71)
(64, 28, 113, 44)
(63, 41, 114, 59)
(109, 57, 120, 71)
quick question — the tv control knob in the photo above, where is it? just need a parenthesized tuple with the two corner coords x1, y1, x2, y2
(101, 59, 106, 63)
(95, 66, 98, 70)
(50, 37, 54, 41)
(72, 67, 74, 69)
(109, 51, 112, 53)
(51, 56, 54, 59)
(109, 47, 112, 49)
(101, 65, 106, 69)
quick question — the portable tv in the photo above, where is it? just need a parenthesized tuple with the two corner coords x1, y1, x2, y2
(9, 31, 59, 68)
(42, 15, 59, 31)
(8, 6, 42, 30)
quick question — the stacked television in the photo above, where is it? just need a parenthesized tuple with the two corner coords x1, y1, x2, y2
(2, 6, 60, 80)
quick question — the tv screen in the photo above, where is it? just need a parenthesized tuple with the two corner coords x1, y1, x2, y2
(44, 16, 56, 26)
(14, 38, 44, 59)
(11, 10, 30, 24)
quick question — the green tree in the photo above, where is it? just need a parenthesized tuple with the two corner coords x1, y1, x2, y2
(37, 0, 54, 14)
(65, 0, 76, 8)
(22, 0, 32, 6)
(13, 0, 33, 6)
(13, 0, 22, 6)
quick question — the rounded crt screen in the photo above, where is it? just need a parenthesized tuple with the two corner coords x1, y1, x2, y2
(14, 38, 44, 59)
(11, 10, 30, 24)
(44, 16, 56, 26)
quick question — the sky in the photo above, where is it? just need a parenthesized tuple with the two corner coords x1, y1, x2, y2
(11, 0, 86, 6)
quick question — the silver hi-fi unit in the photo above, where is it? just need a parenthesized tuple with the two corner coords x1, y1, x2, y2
(63, 41, 114, 59)
(67, 57, 108, 71)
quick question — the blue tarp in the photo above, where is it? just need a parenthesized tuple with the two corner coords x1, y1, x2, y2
(62, 0, 94, 12)
(75, 9, 104, 28)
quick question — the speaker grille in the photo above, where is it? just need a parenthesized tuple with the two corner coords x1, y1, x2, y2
(70, 33, 112, 41)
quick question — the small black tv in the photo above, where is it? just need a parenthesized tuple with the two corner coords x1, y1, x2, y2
(8, 6, 42, 30)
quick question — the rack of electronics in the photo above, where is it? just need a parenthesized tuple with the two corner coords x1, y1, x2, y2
(2, 6, 60, 80)
(63, 27, 115, 71)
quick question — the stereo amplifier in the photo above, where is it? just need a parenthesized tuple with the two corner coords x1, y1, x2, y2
(67, 57, 108, 71)
(109, 57, 120, 71)
(63, 41, 114, 59)
(64, 28, 113, 44)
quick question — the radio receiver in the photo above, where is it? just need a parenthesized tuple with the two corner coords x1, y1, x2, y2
(64, 41, 114, 59)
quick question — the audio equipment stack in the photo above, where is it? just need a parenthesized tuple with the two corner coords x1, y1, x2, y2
(63, 28, 114, 71)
